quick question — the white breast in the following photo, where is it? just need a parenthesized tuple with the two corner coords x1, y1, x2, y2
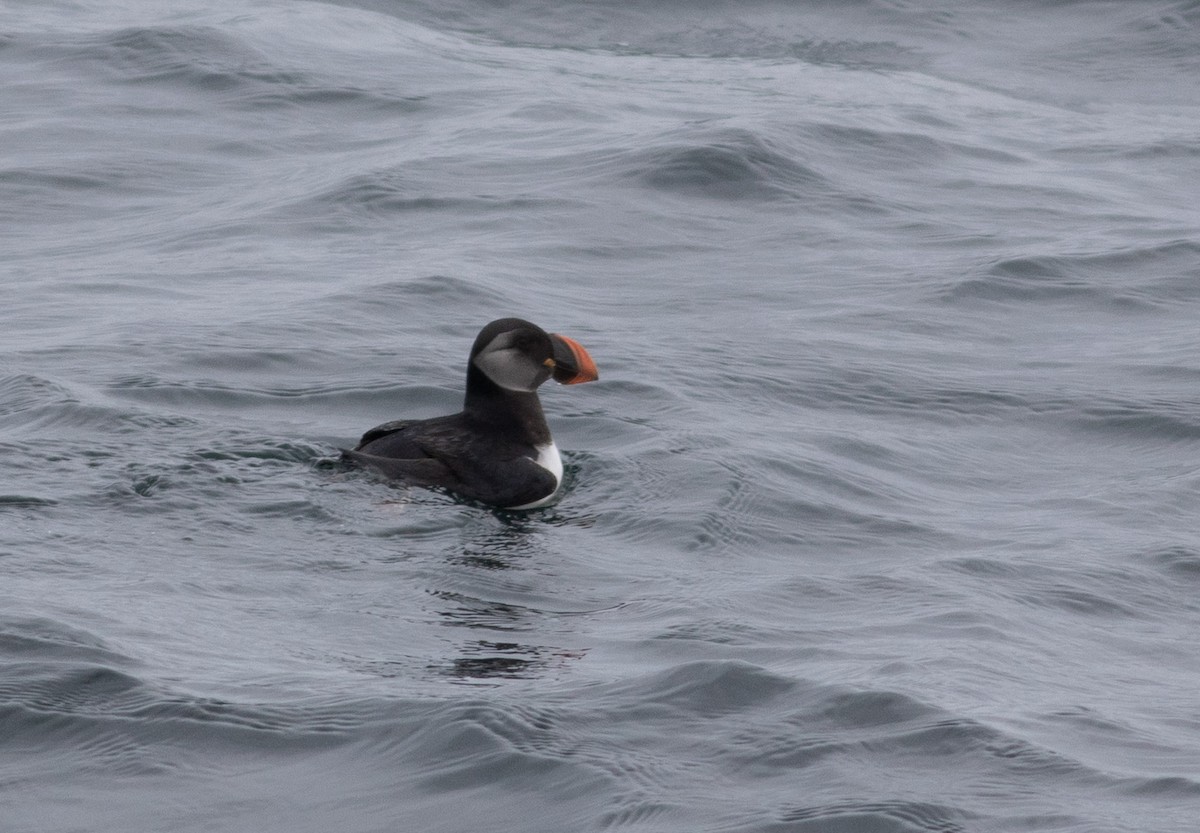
(508, 441, 563, 509)
(533, 440, 563, 483)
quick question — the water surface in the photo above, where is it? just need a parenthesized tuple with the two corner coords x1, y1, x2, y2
(3, 1, 1200, 830)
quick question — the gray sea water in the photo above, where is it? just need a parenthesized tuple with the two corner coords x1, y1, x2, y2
(3, 0, 1200, 830)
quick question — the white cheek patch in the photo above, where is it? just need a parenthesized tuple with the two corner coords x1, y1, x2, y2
(474, 347, 540, 392)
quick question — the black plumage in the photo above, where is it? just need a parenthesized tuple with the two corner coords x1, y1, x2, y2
(342, 318, 598, 508)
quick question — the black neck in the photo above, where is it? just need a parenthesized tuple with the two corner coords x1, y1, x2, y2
(464, 363, 551, 445)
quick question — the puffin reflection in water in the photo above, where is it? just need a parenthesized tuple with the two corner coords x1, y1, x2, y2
(342, 318, 599, 509)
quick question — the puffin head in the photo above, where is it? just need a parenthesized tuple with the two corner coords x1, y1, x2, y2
(470, 318, 599, 393)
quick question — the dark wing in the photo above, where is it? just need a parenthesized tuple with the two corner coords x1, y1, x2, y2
(357, 419, 419, 448)
(342, 448, 554, 507)
(355, 413, 467, 458)
(349, 414, 468, 491)
(339, 448, 463, 491)
(347, 412, 556, 507)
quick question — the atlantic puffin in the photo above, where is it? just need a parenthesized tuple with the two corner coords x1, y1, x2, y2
(342, 318, 599, 508)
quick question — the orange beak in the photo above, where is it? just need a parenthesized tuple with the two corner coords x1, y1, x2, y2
(549, 333, 599, 385)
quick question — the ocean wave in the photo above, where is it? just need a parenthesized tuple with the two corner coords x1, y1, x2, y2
(0, 374, 76, 419)
(806, 122, 1027, 168)
(631, 129, 830, 201)
(292, 170, 570, 221)
(945, 241, 1200, 309)
(0, 373, 199, 442)
(1070, 399, 1200, 442)
(760, 800, 970, 833)
(2, 622, 1194, 831)
(1139, 545, 1200, 580)
(622, 125, 904, 216)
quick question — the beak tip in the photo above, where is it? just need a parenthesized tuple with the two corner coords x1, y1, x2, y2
(550, 333, 599, 385)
